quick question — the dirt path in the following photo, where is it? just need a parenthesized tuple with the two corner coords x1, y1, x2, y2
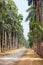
(0, 49, 43, 65)
(0, 48, 27, 65)
(0, 48, 25, 57)
(14, 49, 43, 65)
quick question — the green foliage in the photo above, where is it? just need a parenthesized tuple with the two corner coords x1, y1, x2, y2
(0, 0, 27, 48)
(26, 5, 36, 22)
(28, 20, 43, 48)
(26, 1, 43, 48)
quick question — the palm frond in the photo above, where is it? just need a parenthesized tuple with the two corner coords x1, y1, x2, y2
(26, 9, 36, 21)
(26, 6, 35, 12)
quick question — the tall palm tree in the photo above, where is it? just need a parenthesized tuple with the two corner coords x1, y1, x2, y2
(0, 0, 26, 52)
(0, 0, 7, 52)
(26, 0, 43, 49)
(26, 5, 36, 21)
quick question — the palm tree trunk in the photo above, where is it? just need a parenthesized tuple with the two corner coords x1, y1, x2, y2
(11, 32, 13, 49)
(0, 29, 5, 52)
(0, 32, 3, 52)
(13, 34, 15, 49)
(8, 33, 11, 50)
(5, 31, 9, 50)
(11, 32, 15, 49)
(15, 33, 18, 48)
(6, 32, 8, 50)
(2, 29, 5, 51)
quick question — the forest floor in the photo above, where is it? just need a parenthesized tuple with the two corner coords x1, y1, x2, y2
(14, 49, 43, 65)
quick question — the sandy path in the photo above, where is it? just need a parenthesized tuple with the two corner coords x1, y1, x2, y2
(0, 48, 27, 65)
(14, 49, 43, 65)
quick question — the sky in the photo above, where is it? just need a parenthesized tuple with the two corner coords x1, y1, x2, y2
(14, 0, 29, 39)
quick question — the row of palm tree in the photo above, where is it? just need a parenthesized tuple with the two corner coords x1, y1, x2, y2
(0, 0, 26, 52)
(26, 0, 43, 48)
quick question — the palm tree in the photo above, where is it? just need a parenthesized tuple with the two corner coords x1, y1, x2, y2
(0, 0, 7, 52)
(26, 0, 41, 48)
(26, 6, 36, 21)
(0, 0, 27, 52)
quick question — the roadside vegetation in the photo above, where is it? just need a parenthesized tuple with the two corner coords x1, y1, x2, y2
(26, 0, 43, 48)
(0, 0, 28, 52)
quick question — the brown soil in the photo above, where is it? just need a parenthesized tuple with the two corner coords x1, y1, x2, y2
(14, 49, 43, 65)
(0, 48, 23, 57)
